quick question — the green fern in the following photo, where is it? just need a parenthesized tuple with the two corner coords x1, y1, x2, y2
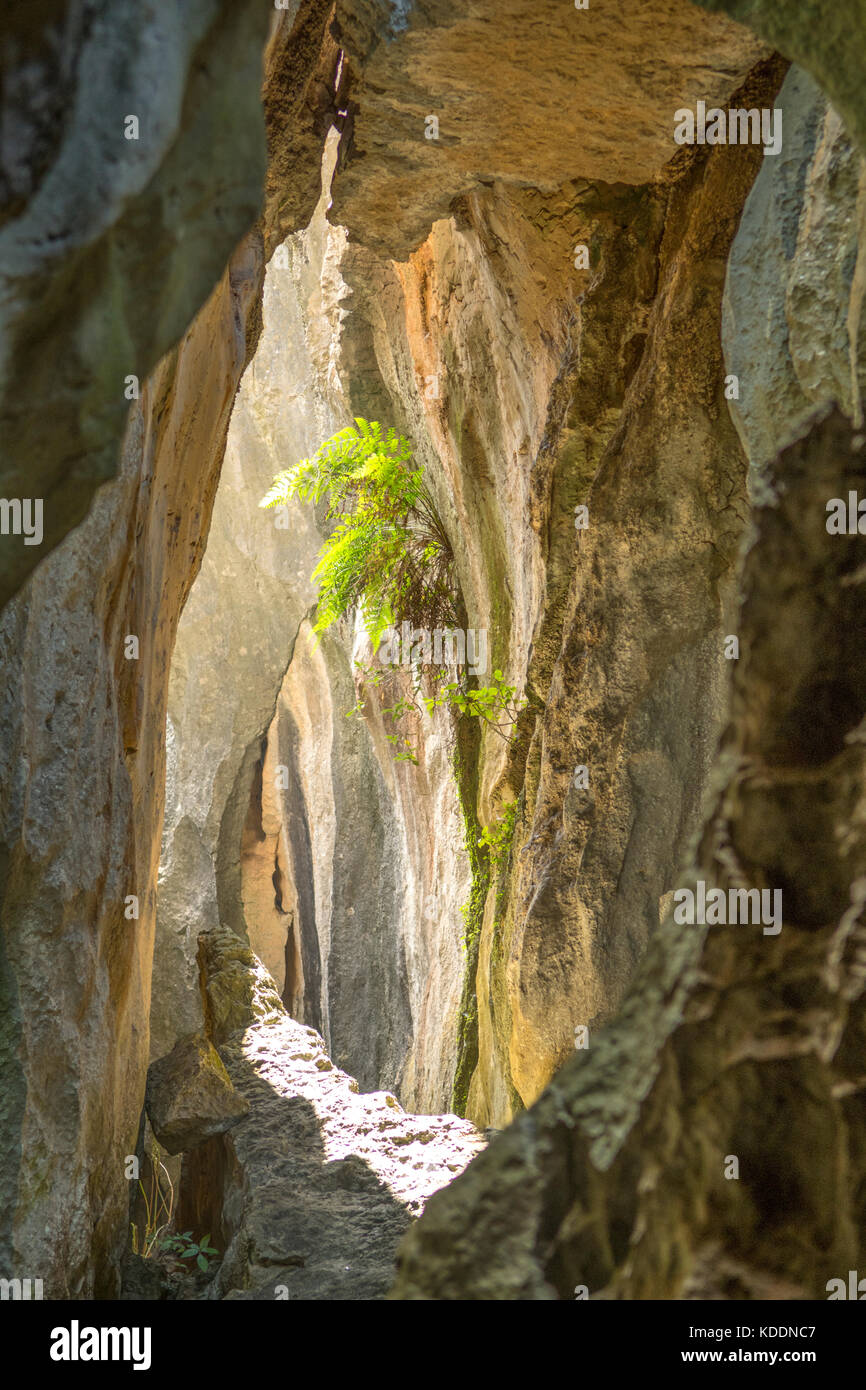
(263, 420, 527, 764)
(260, 419, 456, 646)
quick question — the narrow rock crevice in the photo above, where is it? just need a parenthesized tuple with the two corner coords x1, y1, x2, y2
(3, 0, 866, 1306)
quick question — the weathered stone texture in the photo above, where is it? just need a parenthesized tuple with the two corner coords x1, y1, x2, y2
(330, 55, 785, 1126)
(158, 6, 783, 1131)
(723, 64, 866, 487)
(331, 0, 767, 258)
(152, 165, 338, 1062)
(188, 925, 484, 1300)
(392, 408, 866, 1300)
(0, 0, 272, 609)
(697, 0, 866, 161)
(390, 42, 866, 1298)
(0, 0, 340, 1297)
(4, 0, 860, 1306)
(476, 64, 785, 1120)
(154, 136, 473, 1114)
(145, 1033, 249, 1155)
(0, 233, 262, 1296)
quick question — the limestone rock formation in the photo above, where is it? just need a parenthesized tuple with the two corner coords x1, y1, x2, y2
(0, 0, 336, 1298)
(331, 0, 768, 257)
(152, 156, 338, 1064)
(145, 1034, 249, 1155)
(329, 52, 786, 1125)
(154, 136, 472, 1114)
(0, 0, 272, 610)
(0, 232, 263, 1298)
(156, 5, 776, 1129)
(391, 407, 866, 1301)
(697, 0, 866, 161)
(3, 0, 865, 1308)
(390, 42, 866, 1300)
(183, 925, 484, 1300)
(723, 64, 866, 484)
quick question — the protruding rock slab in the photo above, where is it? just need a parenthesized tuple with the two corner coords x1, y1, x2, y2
(332, 0, 768, 258)
(190, 926, 485, 1300)
(145, 1033, 250, 1155)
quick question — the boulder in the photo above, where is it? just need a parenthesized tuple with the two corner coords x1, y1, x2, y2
(145, 1034, 249, 1155)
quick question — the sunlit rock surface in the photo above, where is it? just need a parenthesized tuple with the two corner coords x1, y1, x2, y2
(0, 234, 262, 1297)
(332, 0, 767, 258)
(4, 0, 864, 1304)
(156, 4, 784, 1135)
(329, 53, 786, 1124)
(152, 158, 338, 1065)
(155, 138, 472, 1114)
(0, 0, 335, 1298)
(390, 47, 866, 1298)
(187, 925, 484, 1300)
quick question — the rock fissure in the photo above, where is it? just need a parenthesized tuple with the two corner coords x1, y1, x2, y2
(3, 0, 866, 1306)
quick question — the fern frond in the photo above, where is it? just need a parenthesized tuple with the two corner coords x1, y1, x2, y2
(262, 421, 458, 643)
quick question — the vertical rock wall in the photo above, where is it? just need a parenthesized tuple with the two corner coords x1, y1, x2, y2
(153, 149, 342, 1064)
(475, 63, 783, 1120)
(327, 59, 785, 1124)
(723, 64, 866, 481)
(155, 136, 473, 1114)
(4, 0, 843, 1300)
(156, 4, 777, 1128)
(0, 235, 262, 1296)
(390, 42, 866, 1302)
(393, 402, 866, 1301)
(0, 0, 272, 609)
(0, 0, 338, 1297)
(314, 0, 772, 1126)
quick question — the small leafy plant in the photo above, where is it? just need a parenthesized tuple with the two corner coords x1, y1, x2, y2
(348, 662, 526, 757)
(157, 1231, 219, 1275)
(129, 1137, 220, 1278)
(478, 799, 518, 867)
